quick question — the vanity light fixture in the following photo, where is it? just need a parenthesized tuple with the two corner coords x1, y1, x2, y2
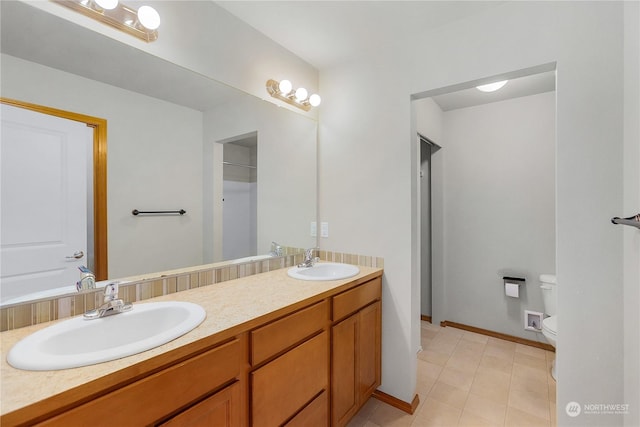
(53, 0, 160, 42)
(266, 79, 321, 111)
(476, 80, 508, 92)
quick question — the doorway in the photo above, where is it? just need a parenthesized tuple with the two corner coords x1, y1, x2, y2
(221, 132, 258, 260)
(412, 64, 557, 333)
(0, 99, 108, 300)
(419, 134, 440, 321)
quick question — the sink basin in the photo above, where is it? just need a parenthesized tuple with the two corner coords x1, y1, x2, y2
(287, 262, 360, 281)
(7, 301, 206, 371)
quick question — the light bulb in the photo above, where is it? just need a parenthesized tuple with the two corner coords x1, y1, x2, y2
(95, 0, 118, 10)
(278, 79, 292, 95)
(476, 80, 508, 92)
(138, 5, 161, 30)
(295, 87, 308, 102)
(308, 94, 321, 107)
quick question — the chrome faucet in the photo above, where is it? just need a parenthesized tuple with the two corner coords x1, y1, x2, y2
(76, 266, 96, 291)
(270, 241, 283, 257)
(298, 248, 319, 268)
(83, 282, 133, 320)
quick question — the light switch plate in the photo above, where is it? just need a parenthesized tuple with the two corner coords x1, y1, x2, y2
(310, 222, 317, 237)
(321, 222, 329, 238)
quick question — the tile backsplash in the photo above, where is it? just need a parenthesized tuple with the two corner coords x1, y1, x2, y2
(0, 250, 383, 332)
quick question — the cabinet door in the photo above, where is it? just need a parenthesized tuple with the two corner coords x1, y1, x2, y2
(358, 301, 381, 398)
(159, 381, 241, 427)
(331, 315, 358, 427)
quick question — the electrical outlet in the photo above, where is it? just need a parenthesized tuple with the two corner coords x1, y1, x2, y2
(524, 310, 543, 331)
(310, 222, 317, 237)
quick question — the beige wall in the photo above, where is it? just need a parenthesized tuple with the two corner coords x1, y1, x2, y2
(1, 54, 204, 279)
(203, 95, 318, 263)
(437, 92, 555, 338)
(318, 3, 633, 425)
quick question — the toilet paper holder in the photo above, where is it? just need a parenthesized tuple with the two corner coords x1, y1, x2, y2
(503, 276, 525, 298)
(503, 276, 526, 285)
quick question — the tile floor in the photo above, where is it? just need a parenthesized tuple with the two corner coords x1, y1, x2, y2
(348, 321, 556, 427)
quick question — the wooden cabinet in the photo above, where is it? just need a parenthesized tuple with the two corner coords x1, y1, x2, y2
(331, 278, 382, 427)
(36, 338, 245, 427)
(6, 271, 383, 427)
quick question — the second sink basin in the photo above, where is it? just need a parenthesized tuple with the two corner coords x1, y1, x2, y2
(288, 262, 360, 281)
(7, 301, 206, 371)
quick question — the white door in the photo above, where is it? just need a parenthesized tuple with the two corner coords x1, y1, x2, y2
(1, 104, 93, 303)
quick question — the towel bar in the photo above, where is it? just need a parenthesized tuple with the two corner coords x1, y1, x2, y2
(611, 213, 640, 229)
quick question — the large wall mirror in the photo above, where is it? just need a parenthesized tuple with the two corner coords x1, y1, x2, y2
(0, 1, 317, 304)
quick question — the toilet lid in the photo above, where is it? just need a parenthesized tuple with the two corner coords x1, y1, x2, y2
(542, 315, 557, 335)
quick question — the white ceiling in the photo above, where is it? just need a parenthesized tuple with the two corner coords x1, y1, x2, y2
(216, 1, 554, 110)
(216, 1, 506, 70)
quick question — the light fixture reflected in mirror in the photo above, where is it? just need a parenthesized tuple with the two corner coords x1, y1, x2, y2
(53, 0, 160, 42)
(266, 79, 321, 111)
(295, 87, 308, 102)
(137, 5, 161, 30)
(94, 0, 118, 10)
(279, 79, 293, 95)
(308, 94, 322, 107)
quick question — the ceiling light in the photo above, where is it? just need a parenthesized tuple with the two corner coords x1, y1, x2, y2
(308, 94, 322, 107)
(266, 79, 321, 111)
(295, 88, 308, 102)
(52, 0, 160, 42)
(476, 80, 508, 92)
(137, 5, 161, 30)
(95, 0, 118, 10)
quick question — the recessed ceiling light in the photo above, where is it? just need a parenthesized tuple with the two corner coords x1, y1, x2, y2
(476, 80, 508, 92)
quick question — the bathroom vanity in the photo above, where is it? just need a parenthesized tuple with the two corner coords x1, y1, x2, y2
(0, 266, 382, 427)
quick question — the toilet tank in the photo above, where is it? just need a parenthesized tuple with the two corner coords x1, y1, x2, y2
(540, 274, 557, 316)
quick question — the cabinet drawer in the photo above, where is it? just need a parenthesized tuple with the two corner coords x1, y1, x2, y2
(251, 300, 328, 365)
(159, 381, 241, 427)
(332, 278, 381, 322)
(38, 338, 243, 426)
(251, 331, 328, 427)
(285, 390, 328, 427)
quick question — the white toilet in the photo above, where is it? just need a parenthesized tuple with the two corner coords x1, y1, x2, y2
(540, 274, 557, 380)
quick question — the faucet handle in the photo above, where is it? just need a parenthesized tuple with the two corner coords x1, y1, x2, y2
(103, 282, 119, 302)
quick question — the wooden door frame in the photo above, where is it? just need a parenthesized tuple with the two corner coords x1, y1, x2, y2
(1, 98, 108, 280)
